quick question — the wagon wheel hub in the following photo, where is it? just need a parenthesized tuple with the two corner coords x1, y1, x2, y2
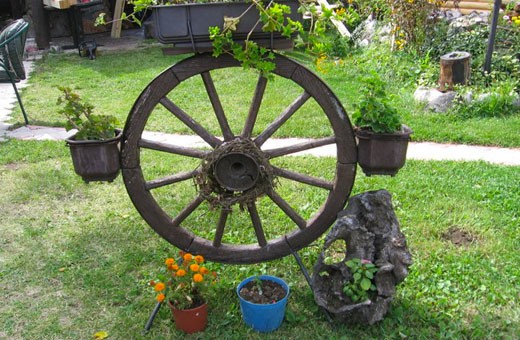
(198, 138, 274, 208)
(214, 152, 259, 191)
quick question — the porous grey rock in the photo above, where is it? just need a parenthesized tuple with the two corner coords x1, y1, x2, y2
(514, 97, 520, 108)
(440, 9, 463, 23)
(352, 16, 377, 47)
(352, 16, 393, 47)
(311, 190, 412, 325)
(447, 10, 489, 36)
(414, 86, 457, 112)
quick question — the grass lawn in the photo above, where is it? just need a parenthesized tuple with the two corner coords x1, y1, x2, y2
(11, 45, 520, 147)
(0, 139, 518, 339)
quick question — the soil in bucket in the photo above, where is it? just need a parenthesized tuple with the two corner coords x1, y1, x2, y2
(239, 279, 287, 304)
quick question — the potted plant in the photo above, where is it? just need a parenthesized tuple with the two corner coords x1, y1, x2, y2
(57, 86, 122, 183)
(237, 275, 289, 332)
(150, 252, 218, 334)
(352, 73, 413, 176)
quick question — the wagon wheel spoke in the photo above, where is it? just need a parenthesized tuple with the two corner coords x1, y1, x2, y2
(160, 97, 222, 147)
(247, 202, 267, 247)
(213, 208, 230, 247)
(272, 166, 333, 190)
(241, 75, 268, 138)
(145, 169, 199, 191)
(264, 136, 336, 158)
(171, 195, 205, 227)
(201, 71, 234, 141)
(139, 138, 210, 159)
(266, 189, 307, 230)
(255, 91, 311, 147)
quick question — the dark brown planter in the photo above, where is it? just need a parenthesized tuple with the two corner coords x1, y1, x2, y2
(152, 1, 302, 51)
(66, 130, 122, 183)
(355, 125, 412, 176)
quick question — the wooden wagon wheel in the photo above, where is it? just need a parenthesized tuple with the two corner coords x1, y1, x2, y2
(121, 53, 357, 264)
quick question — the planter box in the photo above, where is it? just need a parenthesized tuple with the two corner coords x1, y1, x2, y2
(152, 1, 302, 51)
(355, 125, 413, 176)
(66, 130, 122, 183)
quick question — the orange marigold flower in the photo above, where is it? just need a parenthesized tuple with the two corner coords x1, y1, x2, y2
(156, 293, 165, 302)
(200, 267, 209, 275)
(183, 253, 193, 262)
(154, 282, 165, 292)
(165, 258, 175, 266)
(176, 269, 187, 277)
(190, 264, 200, 272)
(193, 273, 204, 283)
(171, 264, 179, 271)
(194, 255, 204, 263)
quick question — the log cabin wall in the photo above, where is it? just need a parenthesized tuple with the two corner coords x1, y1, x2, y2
(443, 0, 516, 14)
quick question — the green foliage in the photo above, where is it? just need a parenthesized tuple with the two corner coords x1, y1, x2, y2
(209, 0, 303, 77)
(378, 0, 447, 50)
(56, 86, 119, 140)
(422, 19, 520, 90)
(352, 72, 402, 133)
(341, 5, 362, 31)
(447, 24, 489, 59)
(451, 81, 520, 119)
(343, 258, 378, 303)
(352, 0, 390, 20)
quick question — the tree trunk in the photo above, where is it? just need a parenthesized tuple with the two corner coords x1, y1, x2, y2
(439, 51, 471, 92)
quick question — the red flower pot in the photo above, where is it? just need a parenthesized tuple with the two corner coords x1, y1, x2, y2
(168, 301, 208, 334)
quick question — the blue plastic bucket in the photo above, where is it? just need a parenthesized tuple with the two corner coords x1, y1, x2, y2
(237, 275, 290, 332)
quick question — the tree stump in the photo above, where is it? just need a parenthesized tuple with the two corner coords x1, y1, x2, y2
(439, 51, 471, 92)
(311, 190, 412, 325)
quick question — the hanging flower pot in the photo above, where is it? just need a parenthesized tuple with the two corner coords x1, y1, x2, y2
(57, 86, 121, 183)
(167, 301, 208, 334)
(355, 125, 413, 176)
(66, 130, 122, 183)
(237, 275, 289, 332)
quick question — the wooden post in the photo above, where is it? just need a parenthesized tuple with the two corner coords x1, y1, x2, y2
(30, 0, 50, 49)
(439, 51, 471, 92)
(111, 0, 125, 38)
